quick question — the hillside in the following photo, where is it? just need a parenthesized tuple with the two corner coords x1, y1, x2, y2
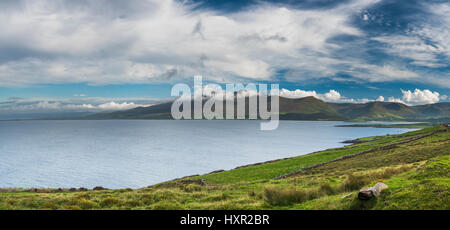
(83, 96, 450, 122)
(1, 125, 449, 210)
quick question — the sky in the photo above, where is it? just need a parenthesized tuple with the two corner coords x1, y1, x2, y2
(0, 0, 449, 117)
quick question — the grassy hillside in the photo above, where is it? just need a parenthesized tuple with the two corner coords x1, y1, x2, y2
(83, 96, 450, 122)
(1, 125, 449, 210)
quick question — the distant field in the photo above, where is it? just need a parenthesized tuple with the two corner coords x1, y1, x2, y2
(0, 125, 449, 210)
(335, 123, 434, 129)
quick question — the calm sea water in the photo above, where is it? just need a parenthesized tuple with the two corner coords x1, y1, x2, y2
(0, 120, 415, 188)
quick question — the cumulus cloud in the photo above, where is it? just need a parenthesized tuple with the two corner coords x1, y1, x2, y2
(97, 101, 144, 110)
(278, 89, 318, 99)
(387, 97, 406, 104)
(401, 89, 440, 104)
(378, 89, 444, 105)
(276, 88, 448, 105)
(277, 88, 360, 103)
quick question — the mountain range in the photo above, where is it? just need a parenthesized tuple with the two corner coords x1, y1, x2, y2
(83, 96, 450, 122)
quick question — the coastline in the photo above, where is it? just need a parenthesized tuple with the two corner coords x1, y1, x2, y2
(0, 125, 448, 211)
(0, 125, 442, 191)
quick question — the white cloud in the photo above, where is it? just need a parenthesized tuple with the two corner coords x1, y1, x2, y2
(321, 90, 342, 102)
(0, 0, 446, 90)
(278, 89, 318, 99)
(413, 2, 450, 59)
(372, 36, 445, 68)
(348, 64, 419, 82)
(376, 96, 385, 102)
(276, 88, 448, 105)
(387, 97, 406, 104)
(0, 98, 155, 114)
(401, 89, 440, 104)
(0, 0, 381, 86)
(379, 89, 443, 105)
(278, 88, 361, 103)
(97, 101, 144, 110)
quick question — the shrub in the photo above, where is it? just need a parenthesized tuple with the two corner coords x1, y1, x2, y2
(76, 193, 91, 199)
(206, 192, 231, 202)
(264, 187, 320, 206)
(61, 205, 82, 210)
(150, 200, 184, 210)
(72, 199, 97, 209)
(124, 200, 141, 208)
(20, 199, 39, 209)
(319, 184, 335, 195)
(42, 201, 58, 210)
(182, 184, 203, 192)
(100, 197, 121, 207)
(141, 194, 155, 204)
(375, 166, 411, 179)
(339, 174, 369, 192)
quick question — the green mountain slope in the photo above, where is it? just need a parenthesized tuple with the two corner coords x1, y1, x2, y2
(331, 101, 416, 121)
(83, 96, 450, 122)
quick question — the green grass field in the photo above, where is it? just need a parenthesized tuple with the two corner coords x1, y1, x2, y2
(0, 125, 448, 210)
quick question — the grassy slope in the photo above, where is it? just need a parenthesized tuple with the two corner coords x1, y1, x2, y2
(0, 126, 448, 210)
(84, 96, 450, 122)
(335, 123, 434, 129)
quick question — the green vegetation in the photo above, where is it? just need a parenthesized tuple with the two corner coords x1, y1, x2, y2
(0, 125, 449, 210)
(336, 123, 434, 129)
(83, 96, 450, 122)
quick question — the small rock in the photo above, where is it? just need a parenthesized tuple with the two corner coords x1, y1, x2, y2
(69, 188, 77, 192)
(93, 186, 107, 191)
(358, 182, 388, 200)
(78, 187, 88, 191)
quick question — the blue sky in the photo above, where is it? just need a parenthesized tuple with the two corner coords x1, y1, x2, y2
(0, 0, 449, 116)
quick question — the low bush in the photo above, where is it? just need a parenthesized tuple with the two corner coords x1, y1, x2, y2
(339, 174, 369, 192)
(264, 187, 320, 206)
(100, 197, 121, 207)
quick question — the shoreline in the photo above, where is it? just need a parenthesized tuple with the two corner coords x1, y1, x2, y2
(0, 125, 448, 210)
(0, 125, 427, 191)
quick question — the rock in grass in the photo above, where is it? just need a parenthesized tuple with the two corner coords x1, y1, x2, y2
(358, 182, 388, 200)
